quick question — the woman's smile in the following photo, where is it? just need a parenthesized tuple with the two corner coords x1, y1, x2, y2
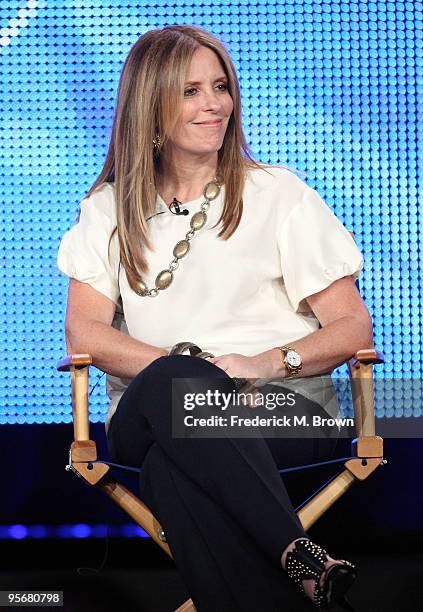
(194, 119, 223, 127)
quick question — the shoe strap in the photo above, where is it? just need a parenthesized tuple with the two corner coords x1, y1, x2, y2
(315, 560, 357, 609)
(285, 539, 328, 599)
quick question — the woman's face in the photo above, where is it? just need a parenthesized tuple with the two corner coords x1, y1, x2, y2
(164, 46, 234, 159)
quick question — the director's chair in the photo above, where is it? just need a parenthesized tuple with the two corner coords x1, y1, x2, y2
(57, 331, 385, 612)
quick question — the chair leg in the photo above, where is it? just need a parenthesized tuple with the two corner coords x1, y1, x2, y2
(99, 478, 173, 558)
(297, 470, 356, 529)
(100, 478, 197, 612)
(297, 449, 384, 529)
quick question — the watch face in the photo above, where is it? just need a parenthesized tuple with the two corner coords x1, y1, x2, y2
(286, 350, 302, 367)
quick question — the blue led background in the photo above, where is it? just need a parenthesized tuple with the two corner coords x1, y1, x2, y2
(0, 0, 421, 426)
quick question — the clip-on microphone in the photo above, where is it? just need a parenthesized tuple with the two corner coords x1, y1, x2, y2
(169, 197, 189, 216)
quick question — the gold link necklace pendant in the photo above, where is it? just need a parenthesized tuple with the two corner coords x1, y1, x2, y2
(135, 178, 221, 297)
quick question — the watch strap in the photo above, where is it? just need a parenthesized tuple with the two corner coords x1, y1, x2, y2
(276, 345, 302, 379)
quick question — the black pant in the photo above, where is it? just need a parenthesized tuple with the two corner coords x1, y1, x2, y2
(107, 355, 339, 612)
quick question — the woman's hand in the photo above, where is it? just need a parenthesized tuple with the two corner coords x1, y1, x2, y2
(208, 352, 279, 406)
(208, 352, 275, 379)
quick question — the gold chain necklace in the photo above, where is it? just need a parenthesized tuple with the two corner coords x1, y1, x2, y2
(135, 178, 221, 297)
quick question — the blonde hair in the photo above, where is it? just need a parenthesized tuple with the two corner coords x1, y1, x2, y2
(85, 25, 292, 294)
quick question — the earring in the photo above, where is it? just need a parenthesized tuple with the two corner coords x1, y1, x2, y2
(153, 133, 162, 155)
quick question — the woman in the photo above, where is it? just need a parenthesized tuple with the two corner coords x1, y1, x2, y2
(57, 25, 373, 611)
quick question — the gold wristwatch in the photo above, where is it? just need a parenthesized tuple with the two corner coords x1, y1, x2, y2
(275, 346, 303, 379)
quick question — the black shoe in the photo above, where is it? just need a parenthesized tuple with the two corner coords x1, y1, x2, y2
(284, 538, 357, 610)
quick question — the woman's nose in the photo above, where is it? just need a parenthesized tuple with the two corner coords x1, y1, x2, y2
(200, 89, 223, 110)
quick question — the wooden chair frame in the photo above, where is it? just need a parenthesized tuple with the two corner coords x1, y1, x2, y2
(57, 347, 384, 612)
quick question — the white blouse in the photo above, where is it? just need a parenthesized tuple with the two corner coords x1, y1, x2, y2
(57, 164, 363, 433)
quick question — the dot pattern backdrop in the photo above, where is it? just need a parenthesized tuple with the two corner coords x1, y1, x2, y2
(0, 0, 421, 426)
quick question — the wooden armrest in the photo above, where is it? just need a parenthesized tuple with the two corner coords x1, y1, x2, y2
(57, 354, 92, 372)
(348, 349, 383, 438)
(57, 354, 92, 441)
(351, 349, 384, 366)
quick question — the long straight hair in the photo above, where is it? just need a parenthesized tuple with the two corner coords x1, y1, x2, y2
(84, 25, 288, 294)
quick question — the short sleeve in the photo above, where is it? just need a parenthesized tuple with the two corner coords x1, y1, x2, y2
(278, 186, 364, 311)
(57, 184, 120, 305)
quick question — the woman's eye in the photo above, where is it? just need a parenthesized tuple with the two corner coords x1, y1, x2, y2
(184, 84, 228, 97)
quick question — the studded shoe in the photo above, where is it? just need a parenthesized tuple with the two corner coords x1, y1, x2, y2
(284, 538, 357, 610)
